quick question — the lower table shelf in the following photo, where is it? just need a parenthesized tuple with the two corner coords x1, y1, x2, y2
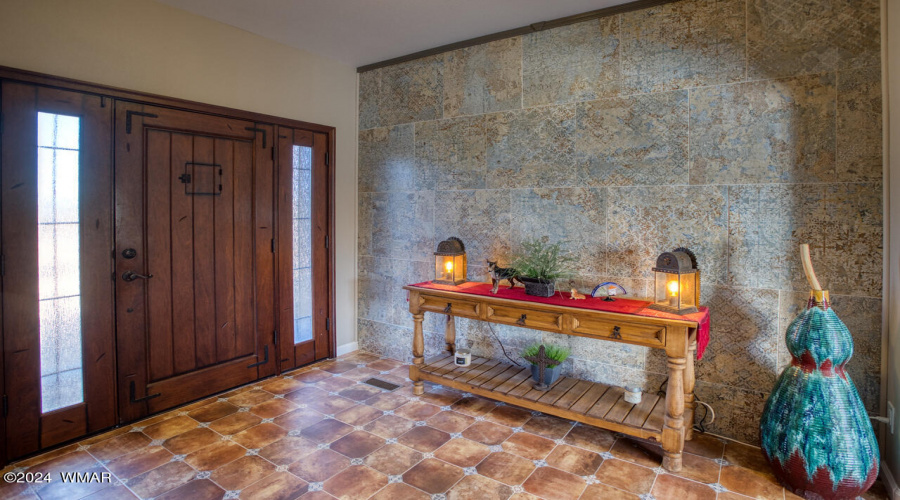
(412, 354, 666, 441)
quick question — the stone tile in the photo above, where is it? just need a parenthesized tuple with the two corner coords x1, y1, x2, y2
(434, 189, 510, 267)
(154, 479, 224, 500)
(434, 438, 492, 468)
(300, 419, 353, 444)
(509, 188, 607, 275)
(477, 451, 536, 486)
(306, 395, 357, 415)
(330, 430, 385, 458)
(209, 455, 274, 491)
(371, 482, 430, 500)
(316, 376, 358, 393)
(183, 441, 246, 471)
(34, 464, 111, 500)
(249, 398, 298, 420)
(239, 471, 307, 500)
(484, 106, 577, 189)
(358, 192, 434, 260)
(339, 366, 380, 382)
(288, 449, 350, 482)
(672, 451, 722, 484)
(523, 17, 620, 107)
(228, 389, 274, 407)
(323, 465, 388, 500)
(334, 404, 383, 426)
(81, 484, 139, 500)
(125, 460, 195, 499)
(142, 415, 197, 440)
(358, 124, 419, 193)
(364, 443, 423, 475)
(403, 458, 465, 494)
(695, 383, 768, 444)
(451, 396, 499, 417)
(448, 474, 513, 500)
(607, 185, 728, 285)
(747, 0, 880, 79)
(722, 441, 774, 477)
(577, 91, 689, 187)
(521, 414, 573, 440)
(719, 465, 784, 499)
(395, 400, 442, 420)
(608, 439, 663, 469)
(522, 466, 586, 500)
(359, 55, 443, 130)
(444, 37, 522, 118)
(337, 383, 385, 402)
(231, 422, 288, 449)
(364, 414, 416, 438)
(690, 74, 836, 185)
(273, 408, 324, 431)
(320, 360, 365, 374)
(563, 423, 617, 453)
(567, 336, 646, 371)
(651, 473, 718, 500)
(260, 377, 305, 395)
(300, 491, 337, 500)
(419, 388, 464, 407)
(416, 116, 486, 190)
(484, 405, 531, 427)
(88, 432, 151, 462)
(821, 182, 884, 297)
(545, 444, 603, 476)
(162, 427, 219, 455)
(207, 412, 261, 435)
(594, 458, 656, 494)
(621, 0, 745, 93)
(292, 369, 333, 384)
(258, 436, 318, 466)
(106, 446, 172, 480)
(358, 320, 419, 368)
(461, 420, 513, 445)
(683, 432, 726, 460)
(502, 432, 556, 460)
(367, 358, 405, 372)
(837, 66, 882, 182)
(398, 426, 451, 452)
(581, 482, 641, 500)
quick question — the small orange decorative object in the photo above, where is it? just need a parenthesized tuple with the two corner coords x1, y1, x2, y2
(568, 281, 585, 300)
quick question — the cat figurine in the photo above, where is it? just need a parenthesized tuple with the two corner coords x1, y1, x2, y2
(486, 260, 519, 294)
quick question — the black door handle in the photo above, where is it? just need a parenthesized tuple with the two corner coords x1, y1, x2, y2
(611, 326, 622, 339)
(122, 271, 153, 282)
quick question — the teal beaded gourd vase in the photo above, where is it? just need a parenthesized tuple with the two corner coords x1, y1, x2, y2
(759, 245, 878, 499)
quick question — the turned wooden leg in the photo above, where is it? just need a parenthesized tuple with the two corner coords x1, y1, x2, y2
(662, 354, 686, 472)
(445, 315, 456, 355)
(684, 339, 697, 441)
(412, 312, 425, 395)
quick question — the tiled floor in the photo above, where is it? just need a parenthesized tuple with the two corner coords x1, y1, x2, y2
(0, 351, 888, 500)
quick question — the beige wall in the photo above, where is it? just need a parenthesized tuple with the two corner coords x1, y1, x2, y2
(0, 0, 359, 350)
(886, 0, 900, 491)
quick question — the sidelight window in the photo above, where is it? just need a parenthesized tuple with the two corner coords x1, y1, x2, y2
(292, 145, 313, 343)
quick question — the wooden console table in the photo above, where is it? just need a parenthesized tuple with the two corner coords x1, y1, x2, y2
(405, 283, 705, 472)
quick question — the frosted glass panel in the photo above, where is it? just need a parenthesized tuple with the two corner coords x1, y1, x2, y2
(37, 112, 84, 414)
(292, 145, 313, 344)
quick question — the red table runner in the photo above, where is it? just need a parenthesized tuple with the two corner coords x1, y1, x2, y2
(409, 281, 710, 360)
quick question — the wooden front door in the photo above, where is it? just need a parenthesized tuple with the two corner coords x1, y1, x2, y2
(115, 103, 277, 422)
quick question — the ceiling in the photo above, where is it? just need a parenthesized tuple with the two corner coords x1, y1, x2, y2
(156, 0, 634, 68)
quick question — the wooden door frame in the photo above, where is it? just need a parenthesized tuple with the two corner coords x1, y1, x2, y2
(0, 65, 337, 456)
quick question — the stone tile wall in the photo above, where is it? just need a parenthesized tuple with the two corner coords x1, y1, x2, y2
(356, 0, 883, 444)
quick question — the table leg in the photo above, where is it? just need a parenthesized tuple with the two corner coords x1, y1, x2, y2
(684, 339, 696, 441)
(445, 315, 456, 355)
(412, 312, 425, 396)
(662, 354, 686, 472)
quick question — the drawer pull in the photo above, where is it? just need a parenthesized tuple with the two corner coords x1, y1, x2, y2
(516, 314, 527, 326)
(444, 303, 452, 314)
(611, 326, 622, 339)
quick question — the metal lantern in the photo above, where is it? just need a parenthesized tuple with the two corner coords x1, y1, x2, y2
(648, 247, 699, 315)
(433, 237, 467, 285)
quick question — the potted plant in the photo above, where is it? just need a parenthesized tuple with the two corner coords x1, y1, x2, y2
(522, 343, 570, 385)
(510, 239, 574, 297)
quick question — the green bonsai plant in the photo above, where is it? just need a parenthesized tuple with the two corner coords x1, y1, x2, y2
(510, 238, 575, 296)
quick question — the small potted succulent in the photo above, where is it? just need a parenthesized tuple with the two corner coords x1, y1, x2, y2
(522, 343, 570, 385)
(510, 239, 574, 297)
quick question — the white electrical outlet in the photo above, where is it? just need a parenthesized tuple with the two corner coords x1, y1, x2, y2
(889, 402, 895, 434)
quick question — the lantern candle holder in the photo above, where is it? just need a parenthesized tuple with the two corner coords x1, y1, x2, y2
(647, 247, 700, 315)
(433, 237, 467, 285)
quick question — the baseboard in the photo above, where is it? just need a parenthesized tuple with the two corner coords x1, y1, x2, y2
(882, 460, 900, 500)
(336, 342, 358, 357)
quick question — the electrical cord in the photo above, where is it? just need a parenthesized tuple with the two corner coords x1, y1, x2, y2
(487, 322, 522, 367)
(655, 376, 715, 433)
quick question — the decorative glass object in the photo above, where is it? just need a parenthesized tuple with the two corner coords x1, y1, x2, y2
(434, 237, 466, 285)
(648, 248, 699, 315)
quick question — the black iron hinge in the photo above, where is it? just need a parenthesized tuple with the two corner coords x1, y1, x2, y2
(129, 381, 161, 404)
(125, 111, 158, 134)
(325, 317, 330, 332)
(325, 236, 329, 249)
(245, 127, 268, 148)
(0, 253, 5, 277)
(271, 238, 275, 253)
(248, 345, 270, 368)
(2, 395, 7, 417)
(273, 330, 278, 346)
(324, 152, 329, 166)
(271, 147, 275, 161)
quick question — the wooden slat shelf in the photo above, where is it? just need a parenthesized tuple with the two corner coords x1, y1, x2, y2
(414, 355, 666, 440)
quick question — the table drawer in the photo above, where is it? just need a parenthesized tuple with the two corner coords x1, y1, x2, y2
(418, 294, 481, 319)
(486, 305, 563, 332)
(570, 314, 666, 347)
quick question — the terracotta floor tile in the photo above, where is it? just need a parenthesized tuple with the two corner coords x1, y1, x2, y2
(15, 443, 80, 468)
(229, 389, 275, 407)
(317, 376, 359, 393)
(485, 405, 532, 427)
(260, 377, 305, 395)
(364, 443, 423, 475)
(367, 359, 404, 372)
(563, 424, 617, 453)
(301, 418, 353, 443)
(673, 451, 722, 484)
(320, 361, 361, 374)
(29, 450, 97, 480)
(184, 441, 246, 471)
(207, 411, 262, 435)
(300, 491, 337, 500)
(366, 392, 411, 412)
(88, 432, 151, 461)
(80, 484, 139, 499)
(292, 369, 334, 383)
(522, 466, 586, 500)
(502, 432, 556, 460)
(323, 465, 388, 500)
(142, 415, 198, 440)
(154, 479, 225, 500)
(105, 446, 172, 479)
(162, 427, 219, 455)
(434, 438, 491, 468)
(288, 449, 350, 482)
(651, 473, 718, 500)
(594, 458, 656, 495)
(221, 385, 254, 398)
(306, 395, 358, 415)
(403, 458, 464, 494)
(232, 422, 288, 449)
(283, 386, 330, 405)
(273, 408, 325, 431)
(209, 455, 275, 491)
(717, 493, 756, 500)
(240, 471, 308, 500)
(462, 420, 513, 445)
(398, 426, 451, 452)
(723, 441, 774, 477)
(338, 366, 380, 382)
(373, 372, 410, 388)
(34, 464, 111, 500)
(522, 414, 573, 440)
(451, 396, 497, 416)
(80, 426, 135, 447)
(476, 452, 536, 485)
(188, 401, 239, 422)
(447, 474, 513, 500)
(580, 482, 640, 500)
(125, 460, 195, 498)
(335, 404, 383, 426)
(427, 411, 476, 433)
(419, 389, 464, 407)
(258, 436, 318, 466)
(364, 415, 415, 438)
(370, 482, 430, 500)
(683, 433, 726, 459)
(394, 400, 442, 420)
(545, 444, 603, 476)
(719, 465, 784, 500)
(509, 493, 542, 500)
(609, 438, 663, 468)
(330, 430, 385, 458)
(250, 398, 299, 419)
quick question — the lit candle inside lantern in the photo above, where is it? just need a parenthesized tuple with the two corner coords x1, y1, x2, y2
(445, 260, 454, 273)
(667, 280, 679, 307)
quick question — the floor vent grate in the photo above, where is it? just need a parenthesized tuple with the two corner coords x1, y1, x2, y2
(364, 378, 400, 391)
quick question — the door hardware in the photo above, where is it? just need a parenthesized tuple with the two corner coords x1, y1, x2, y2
(129, 381, 161, 403)
(516, 314, 527, 326)
(122, 271, 153, 282)
(248, 345, 270, 368)
(611, 326, 622, 339)
(121, 248, 137, 259)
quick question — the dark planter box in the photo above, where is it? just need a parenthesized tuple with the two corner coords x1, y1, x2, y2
(530, 364, 561, 385)
(520, 277, 556, 297)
